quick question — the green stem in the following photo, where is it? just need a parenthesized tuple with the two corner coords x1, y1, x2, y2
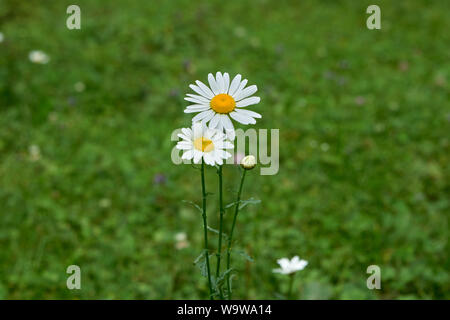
(226, 169, 247, 299)
(287, 273, 295, 299)
(200, 161, 214, 299)
(216, 165, 224, 299)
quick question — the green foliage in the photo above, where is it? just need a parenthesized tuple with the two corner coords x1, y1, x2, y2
(0, 0, 448, 299)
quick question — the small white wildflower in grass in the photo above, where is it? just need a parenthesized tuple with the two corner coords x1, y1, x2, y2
(174, 232, 190, 250)
(273, 256, 308, 275)
(28, 145, 41, 162)
(175, 232, 187, 242)
(99, 198, 111, 208)
(184, 72, 261, 139)
(29, 50, 50, 64)
(74, 82, 85, 92)
(48, 112, 58, 123)
(0, 32, 4, 43)
(234, 26, 247, 38)
(176, 122, 234, 166)
(320, 143, 329, 152)
(240, 155, 256, 170)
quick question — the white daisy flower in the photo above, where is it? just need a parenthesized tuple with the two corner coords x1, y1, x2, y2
(29, 50, 50, 64)
(273, 256, 308, 275)
(176, 122, 234, 166)
(184, 72, 262, 140)
(174, 232, 190, 250)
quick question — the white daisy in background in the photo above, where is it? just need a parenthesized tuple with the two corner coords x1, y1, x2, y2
(29, 50, 50, 64)
(74, 81, 86, 92)
(273, 256, 308, 275)
(0, 32, 4, 43)
(176, 122, 234, 166)
(184, 72, 261, 140)
(28, 144, 41, 162)
(174, 232, 190, 250)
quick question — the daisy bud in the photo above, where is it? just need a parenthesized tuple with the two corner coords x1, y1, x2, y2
(240, 155, 256, 170)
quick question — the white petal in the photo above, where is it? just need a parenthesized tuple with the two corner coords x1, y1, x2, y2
(223, 73, 230, 93)
(184, 109, 207, 114)
(189, 84, 210, 99)
(192, 122, 204, 139)
(277, 258, 290, 270)
(214, 154, 223, 165)
(177, 133, 190, 141)
(184, 104, 210, 113)
(177, 140, 192, 146)
(236, 96, 260, 108)
(209, 113, 221, 129)
(181, 150, 194, 160)
(192, 110, 214, 123)
(216, 118, 224, 132)
(181, 128, 192, 138)
(205, 128, 218, 140)
(206, 129, 218, 140)
(184, 109, 202, 114)
(235, 108, 262, 118)
(214, 141, 234, 149)
(233, 85, 257, 101)
(231, 79, 248, 99)
(204, 152, 214, 166)
(221, 115, 235, 140)
(193, 150, 202, 164)
(195, 80, 215, 99)
(176, 143, 192, 150)
(228, 74, 242, 96)
(216, 72, 225, 93)
(184, 97, 209, 105)
(201, 110, 215, 125)
(211, 130, 225, 141)
(223, 151, 232, 159)
(186, 94, 210, 104)
(215, 149, 231, 159)
(224, 141, 234, 149)
(229, 111, 252, 125)
(208, 73, 220, 95)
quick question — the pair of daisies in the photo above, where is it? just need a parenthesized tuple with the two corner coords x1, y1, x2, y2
(177, 72, 261, 166)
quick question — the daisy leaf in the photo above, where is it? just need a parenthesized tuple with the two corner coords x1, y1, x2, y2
(181, 200, 202, 213)
(225, 201, 237, 209)
(235, 249, 254, 262)
(238, 197, 261, 210)
(214, 268, 234, 290)
(193, 250, 210, 278)
(207, 226, 228, 239)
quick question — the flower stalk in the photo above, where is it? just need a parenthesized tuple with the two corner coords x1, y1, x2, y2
(226, 168, 247, 299)
(215, 165, 225, 299)
(200, 161, 214, 299)
(287, 273, 295, 299)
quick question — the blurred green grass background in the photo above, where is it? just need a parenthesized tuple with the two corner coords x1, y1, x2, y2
(0, 0, 448, 299)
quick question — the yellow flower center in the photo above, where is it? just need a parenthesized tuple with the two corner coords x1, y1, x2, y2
(193, 137, 214, 152)
(210, 94, 236, 114)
